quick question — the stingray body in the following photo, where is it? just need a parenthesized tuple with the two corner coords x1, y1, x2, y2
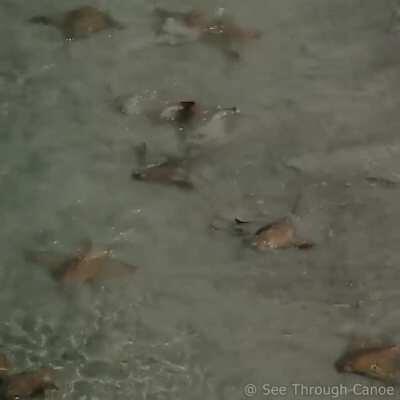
(159, 101, 199, 127)
(154, 100, 238, 134)
(147, 99, 239, 154)
(2, 368, 58, 400)
(132, 157, 194, 190)
(212, 215, 314, 251)
(153, 8, 260, 59)
(254, 219, 313, 250)
(29, 6, 123, 39)
(185, 106, 239, 148)
(25, 240, 138, 285)
(116, 93, 239, 149)
(335, 344, 400, 383)
(221, 192, 314, 251)
(0, 359, 57, 400)
(0, 354, 12, 377)
(201, 13, 261, 59)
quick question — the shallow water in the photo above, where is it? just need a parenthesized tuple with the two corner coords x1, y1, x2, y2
(2, 0, 400, 399)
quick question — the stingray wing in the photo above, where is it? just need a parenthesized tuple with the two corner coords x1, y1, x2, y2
(25, 239, 92, 280)
(255, 217, 292, 236)
(254, 222, 275, 236)
(95, 257, 139, 281)
(24, 250, 76, 279)
(61, 252, 106, 284)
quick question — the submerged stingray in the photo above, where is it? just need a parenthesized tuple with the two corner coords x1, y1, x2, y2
(151, 100, 238, 136)
(1, 368, 58, 400)
(159, 101, 199, 127)
(0, 354, 12, 377)
(29, 6, 123, 40)
(153, 8, 261, 59)
(0, 358, 57, 400)
(252, 218, 313, 250)
(234, 217, 314, 250)
(115, 93, 239, 143)
(131, 143, 194, 190)
(211, 194, 314, 251)
(25, 239, 138, 284)
(335, 343, 400, 383)
(186, 106, 239, 149)
(144, 98, 239, 148)
(158, 101, 239, 147)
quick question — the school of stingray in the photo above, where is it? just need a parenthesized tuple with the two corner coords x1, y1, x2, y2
(2, 3, 400, 399)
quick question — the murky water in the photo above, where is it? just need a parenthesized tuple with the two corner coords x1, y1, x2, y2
(1, 0, 400, 399)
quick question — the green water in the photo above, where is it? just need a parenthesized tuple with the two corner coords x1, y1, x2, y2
(1, 1, 400, 399)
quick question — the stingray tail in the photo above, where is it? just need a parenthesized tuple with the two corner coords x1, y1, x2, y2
(295, 241, 314, 250)
(234, 217, 251, 224)
(29, 16, 54, 25)
(173, 179, 194, 190)
(131, 170, 145, 180)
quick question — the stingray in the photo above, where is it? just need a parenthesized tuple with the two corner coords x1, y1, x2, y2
(0, 354, 57, 400)
(213, 217, 314, 251)
(142, 98, 239, 148)
(185, 106, 239, 149)
(25, 239, 138, 285)
(159, 101, 199, 127)
(0, 354, 12, 378)
(29, 5, 124, 40)
(157, 100, 239, 146)
(152, 8, 261, 60)
(146, 99, 238, 135)
(210, 193, 314, 251)
(335, 338, 400, 383)
(115, 92, 239, 140)
(251, 218, 313, 250)
(131, 142, 194, 190)
(2, 368, 58, 400)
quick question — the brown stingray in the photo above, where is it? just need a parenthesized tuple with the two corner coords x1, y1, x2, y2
(0, 354, 12, 377)
(153, 8, 261, 59)
(29, 6, 123, 40)
(132, 158, 194, 190)
(154, 8, 260, 40)
(2, 368, 58, 400)
(25, 240, 138, 284)
(202, 15, 261, 42)
(254, 219, 314, 250)
(335, 344, 400, 383)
